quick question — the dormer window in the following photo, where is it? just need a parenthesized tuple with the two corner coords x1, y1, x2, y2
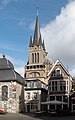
(56, 69, 61, 76)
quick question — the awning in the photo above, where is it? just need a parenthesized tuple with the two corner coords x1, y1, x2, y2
(41, 100, 68, 105)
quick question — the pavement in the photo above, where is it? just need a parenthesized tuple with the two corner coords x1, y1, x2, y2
(0, 113, 38, 120)
(0, 113, 75, 120)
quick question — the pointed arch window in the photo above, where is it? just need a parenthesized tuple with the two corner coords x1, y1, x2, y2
(32, 53, 34, 63)
(35, 53, 36, 63)
(2, 85, 8, 101)
(32, 53, 39, 63)
(37, 53, 39, 63)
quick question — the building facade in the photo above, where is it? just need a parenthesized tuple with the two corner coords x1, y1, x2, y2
(25, 79, 47, 112)
(71, 78, 75, 112)
(0, 56, 25, 113)
(42, 59, 73, 112)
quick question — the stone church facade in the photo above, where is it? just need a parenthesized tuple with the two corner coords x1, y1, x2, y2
(25, 15, 52, 85)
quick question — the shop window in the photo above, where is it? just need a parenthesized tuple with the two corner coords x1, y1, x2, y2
(50, 105, 55, 111)
(50, 96, 55, 101)
(56, 96, 62, 101)
(73, 105, 75, 111)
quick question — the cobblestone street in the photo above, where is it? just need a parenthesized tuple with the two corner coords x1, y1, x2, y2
(0, 113, 75, 120)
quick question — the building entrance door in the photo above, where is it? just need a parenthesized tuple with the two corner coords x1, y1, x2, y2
(27, 104, 30, 112)
(73, 104, 75, 111)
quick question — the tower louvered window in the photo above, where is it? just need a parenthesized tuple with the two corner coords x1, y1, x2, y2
(35, 53, 36, 63)
(32, 53, 34, 63)
(37, 53, 39, 63)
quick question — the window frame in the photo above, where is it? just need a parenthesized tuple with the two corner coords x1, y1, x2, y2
(2, 85, 8, 101)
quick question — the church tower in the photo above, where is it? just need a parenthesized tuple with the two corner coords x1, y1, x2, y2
(24, 14, 52, 84)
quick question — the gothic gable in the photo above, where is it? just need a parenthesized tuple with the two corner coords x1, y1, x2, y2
(48, 59, 70, 79)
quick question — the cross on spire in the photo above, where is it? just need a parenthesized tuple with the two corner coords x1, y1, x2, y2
(37, 7, 38, 16)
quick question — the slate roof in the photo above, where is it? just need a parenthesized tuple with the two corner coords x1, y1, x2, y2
(0, 56, 25, 85)
(0, 57, 14, 70)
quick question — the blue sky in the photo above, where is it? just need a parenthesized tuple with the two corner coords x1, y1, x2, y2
(0, 0, 75, 76)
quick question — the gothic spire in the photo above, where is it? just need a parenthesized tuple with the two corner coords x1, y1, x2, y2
(29, 36, 33, 47)
(33, 14, 40, 46)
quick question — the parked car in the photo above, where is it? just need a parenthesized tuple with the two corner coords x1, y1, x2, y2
(0, 109, 5, 114)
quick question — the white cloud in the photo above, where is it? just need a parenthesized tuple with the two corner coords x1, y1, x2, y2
(15, 67, 24, 77)
(41, 0, 75, 76)
(6, 55, 25, 77)
(70, 67, 75, 76)
(0, 0, 19, 9)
